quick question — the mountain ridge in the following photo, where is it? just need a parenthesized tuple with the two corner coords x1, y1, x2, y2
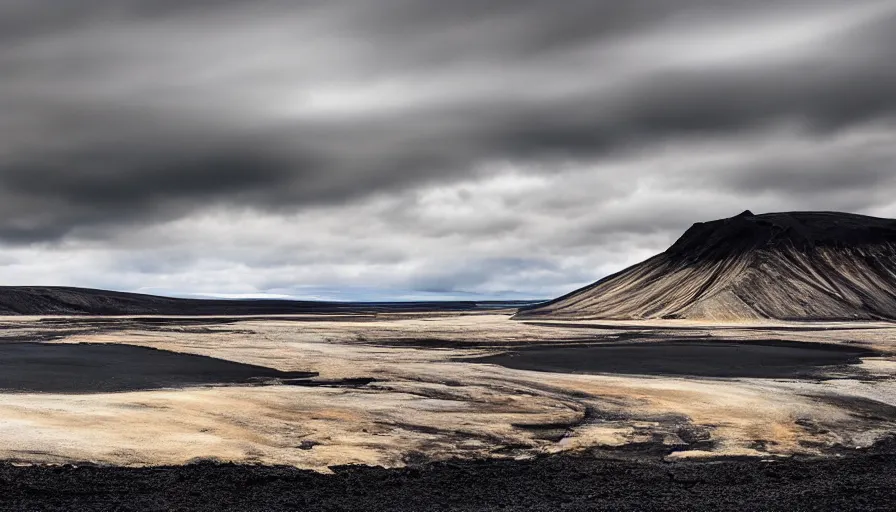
(0, 286, 527, 316)
(515, 211, 896, 321)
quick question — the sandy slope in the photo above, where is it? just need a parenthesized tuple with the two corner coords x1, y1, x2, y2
(517, 211, 896, 321)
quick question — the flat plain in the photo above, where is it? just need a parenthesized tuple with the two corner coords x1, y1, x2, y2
(2, 311, 894, 472)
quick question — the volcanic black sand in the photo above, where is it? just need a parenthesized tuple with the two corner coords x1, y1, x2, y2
(0, 343, 316, 393)
(469, 340, 876, 378)
(2, 451, 895, 511)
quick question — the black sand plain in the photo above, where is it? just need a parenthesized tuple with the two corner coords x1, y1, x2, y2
(1, 310, 893, 510)
(0, 342, 316, 393)
(469, 339, 877, 379)
(4, 338, 872, 395)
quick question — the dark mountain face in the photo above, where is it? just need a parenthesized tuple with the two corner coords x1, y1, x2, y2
(667, 211, 896, 260)
(516, 211, 896, 322)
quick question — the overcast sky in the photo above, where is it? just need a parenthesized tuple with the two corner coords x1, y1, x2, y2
(1, 0, 895, 300)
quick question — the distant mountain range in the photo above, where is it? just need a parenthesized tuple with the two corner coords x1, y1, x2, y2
(0, 286, 536, 316)
(5, 210, 896, 321)
(516, 211, 896, 321)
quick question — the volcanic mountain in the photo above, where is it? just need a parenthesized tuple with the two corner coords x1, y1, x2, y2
(516, 211, 896, 321)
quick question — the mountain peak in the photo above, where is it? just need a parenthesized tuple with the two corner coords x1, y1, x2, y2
(516, 210, 896, 322)
(668, 211, 896, 260)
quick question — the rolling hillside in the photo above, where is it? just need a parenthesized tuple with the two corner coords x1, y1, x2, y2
(0, 287, 526, 316)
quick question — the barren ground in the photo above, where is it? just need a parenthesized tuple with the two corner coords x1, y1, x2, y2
(1, 312, 894, 472)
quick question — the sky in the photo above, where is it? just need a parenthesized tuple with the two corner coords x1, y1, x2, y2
(1, 0, 895, 301)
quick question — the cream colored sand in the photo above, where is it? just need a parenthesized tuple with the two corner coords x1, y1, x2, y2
(0, 314, 894, 471)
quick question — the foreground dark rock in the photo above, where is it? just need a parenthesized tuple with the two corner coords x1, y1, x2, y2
(2, 453, 895, 511)
(517, 211, 896, 321)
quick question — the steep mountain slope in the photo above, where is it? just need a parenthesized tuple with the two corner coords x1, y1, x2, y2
(516, 211, 896, 321)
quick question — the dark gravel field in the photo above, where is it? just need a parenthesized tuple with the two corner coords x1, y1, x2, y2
(0, 342, 316, 393)
(469, 339, 877, 378)
(2, 452, 895, 511)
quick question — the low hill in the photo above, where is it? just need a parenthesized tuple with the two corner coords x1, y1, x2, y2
(0, 286, 528, 316)
(515, 211, 896, 321)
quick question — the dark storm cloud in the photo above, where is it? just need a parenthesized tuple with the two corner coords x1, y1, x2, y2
(1, 0, 895, 244)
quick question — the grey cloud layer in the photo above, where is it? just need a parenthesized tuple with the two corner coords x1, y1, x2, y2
(1, 0, 896, 297)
